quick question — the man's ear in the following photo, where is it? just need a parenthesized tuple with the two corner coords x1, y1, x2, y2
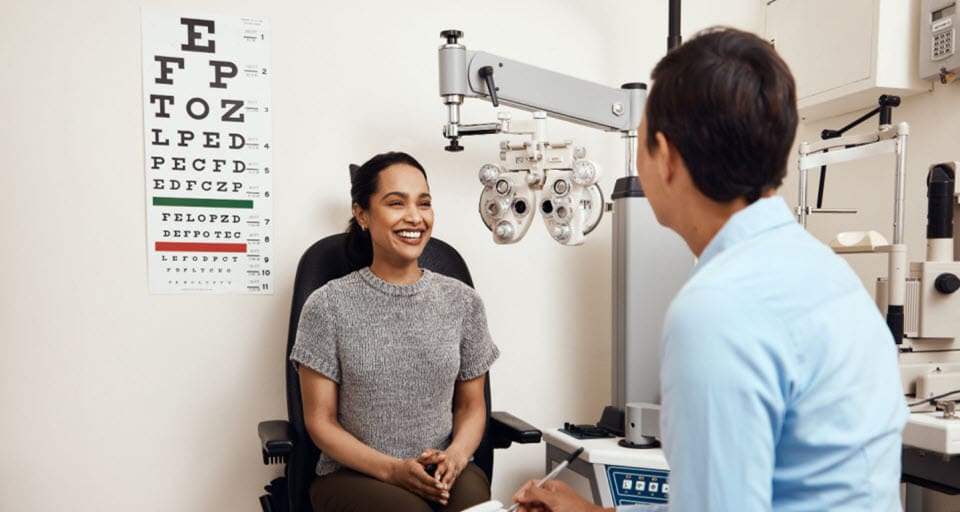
(653, 131, 679, 186)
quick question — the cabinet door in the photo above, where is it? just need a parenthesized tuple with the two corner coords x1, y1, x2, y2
(765, 0, 875, 100)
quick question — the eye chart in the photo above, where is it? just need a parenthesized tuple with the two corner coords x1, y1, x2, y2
(142, 8, 273, 294)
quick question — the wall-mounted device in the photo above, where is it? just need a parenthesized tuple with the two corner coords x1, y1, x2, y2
(764, 0, 931, 121)
(920, 0, 960, 82)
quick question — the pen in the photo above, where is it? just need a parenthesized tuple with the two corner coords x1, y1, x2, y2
(506, 447, 584, 512)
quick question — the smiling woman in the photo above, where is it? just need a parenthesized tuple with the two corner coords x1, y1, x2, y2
(290, 152, 500, 512)
(349, 155, 435, 284)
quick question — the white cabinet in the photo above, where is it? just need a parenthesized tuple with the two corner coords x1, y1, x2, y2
(765, 0, 932, 121)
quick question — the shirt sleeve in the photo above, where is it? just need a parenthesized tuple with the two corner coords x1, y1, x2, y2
(659, 286, 787, 512)
(289, 288, 341, 383)
(458, 290, 500, 380)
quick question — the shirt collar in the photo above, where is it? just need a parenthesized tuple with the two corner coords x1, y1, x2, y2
(695, 196, 796, 272)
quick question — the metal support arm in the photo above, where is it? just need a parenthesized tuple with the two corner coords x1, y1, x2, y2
(438, 30, 646, 156)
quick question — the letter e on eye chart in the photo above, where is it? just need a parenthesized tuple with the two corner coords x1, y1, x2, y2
(141, 7, 273, 294)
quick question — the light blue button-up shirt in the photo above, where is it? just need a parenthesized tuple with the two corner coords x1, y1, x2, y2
(619, 196, 907, 512)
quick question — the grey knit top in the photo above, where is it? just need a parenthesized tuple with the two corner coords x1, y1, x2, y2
(290, 267, 500, 476)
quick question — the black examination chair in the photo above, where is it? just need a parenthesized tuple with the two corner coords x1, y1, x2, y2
(257, 234, 542, 512)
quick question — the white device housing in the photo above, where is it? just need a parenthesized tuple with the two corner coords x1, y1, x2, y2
(764, 0, 931, 121)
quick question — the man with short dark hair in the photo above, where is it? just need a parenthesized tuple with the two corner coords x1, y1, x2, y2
(513, 27, 907, 512)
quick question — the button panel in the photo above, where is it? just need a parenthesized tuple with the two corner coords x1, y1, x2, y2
(606, 465, 670, 505)
(933, 29, 955, 60)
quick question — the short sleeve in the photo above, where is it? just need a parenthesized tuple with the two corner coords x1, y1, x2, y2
(458, 291, 499, 380)
(289, 288, 341, 383)
(659, 287, 784, 511)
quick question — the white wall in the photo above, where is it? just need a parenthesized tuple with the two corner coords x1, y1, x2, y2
(0, 1, 762, 511)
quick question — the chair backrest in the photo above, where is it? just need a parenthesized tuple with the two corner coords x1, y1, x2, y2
(283, 233, 494, 512)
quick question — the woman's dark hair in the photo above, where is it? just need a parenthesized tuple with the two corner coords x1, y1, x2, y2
(344, 151, 428, 269)
(645, 27, 798, 204)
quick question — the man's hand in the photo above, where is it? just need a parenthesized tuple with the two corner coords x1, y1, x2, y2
(512, 480, 609, 512)
(386, 457, 450, 506)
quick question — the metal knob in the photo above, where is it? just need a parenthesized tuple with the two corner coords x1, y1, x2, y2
(494, 222, 515, 242)
(445, 138, 463, 152)
(440, 30, 463, 44)
(935, 273, 960, 294)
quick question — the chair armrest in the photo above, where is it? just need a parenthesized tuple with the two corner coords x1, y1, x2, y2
(258, 420, 295, 465)
(490, 411, 542, 449)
